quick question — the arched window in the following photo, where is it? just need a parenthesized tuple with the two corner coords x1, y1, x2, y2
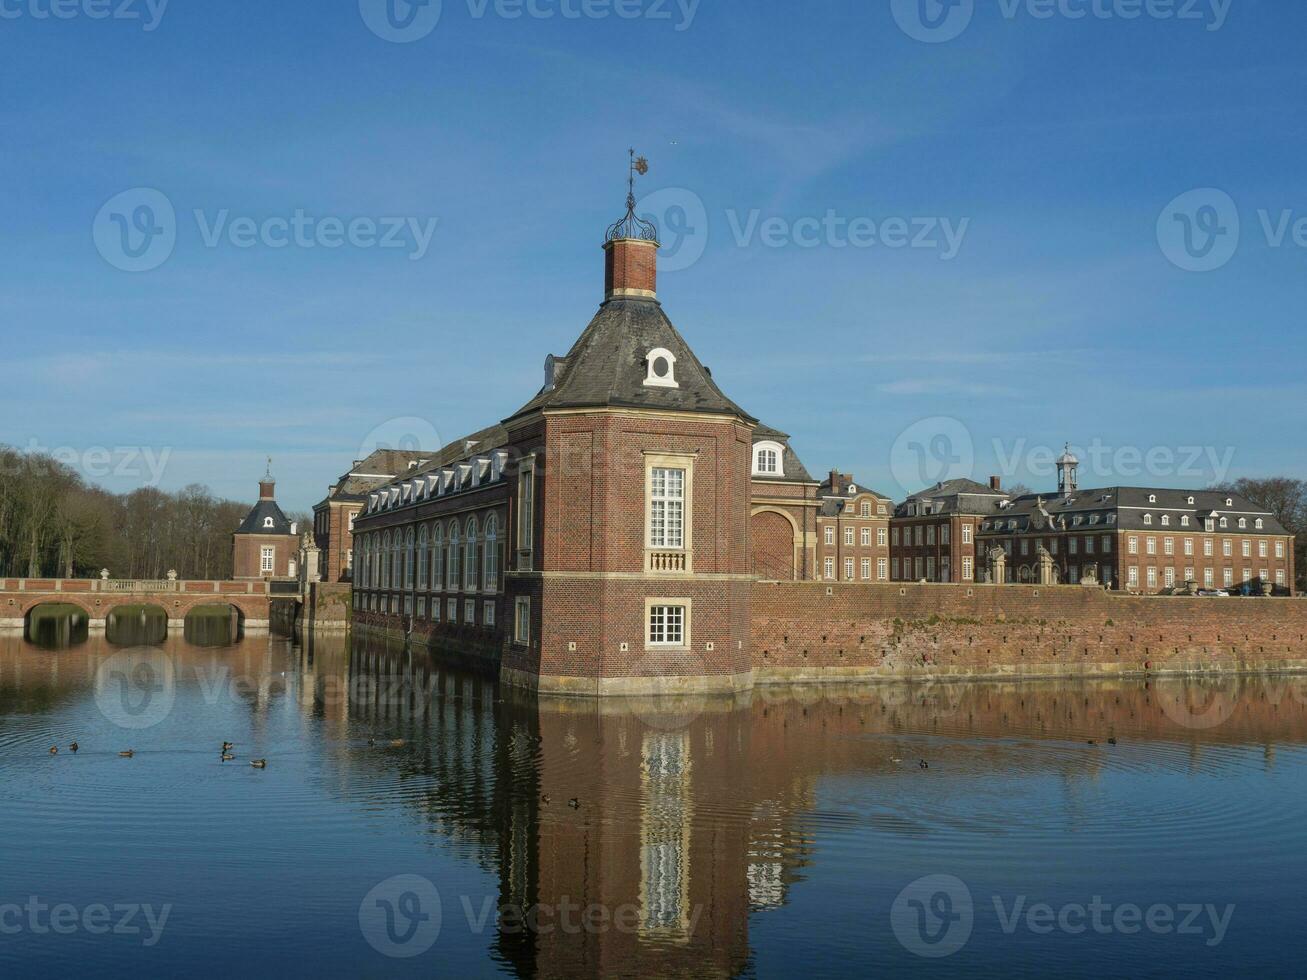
(483, 514, 499, 593)
(392, 533, 402, 589)
(1238, 518, 1247, 529)
(465, 517, 479, 592)
(447, 520, 461, 591)
(404, 528, 415, 589)
(1143, 514, 1152, 525)
(1161, 515, 1170, 526)
(263, 516, 274, 529)
(381, 531, 391, 588)
(432, 524, 444, 592)
(417, 525, 429, 590)
(1256, 518, 1264, 530)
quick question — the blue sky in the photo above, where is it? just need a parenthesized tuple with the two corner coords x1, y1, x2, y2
(2, 0, 1304, 511)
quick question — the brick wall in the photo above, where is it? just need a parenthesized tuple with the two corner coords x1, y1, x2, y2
(751, 581, 1307, 682)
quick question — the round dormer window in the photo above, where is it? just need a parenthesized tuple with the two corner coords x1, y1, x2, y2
(263, 517, 274, 529)
(643, 347, 678, 388)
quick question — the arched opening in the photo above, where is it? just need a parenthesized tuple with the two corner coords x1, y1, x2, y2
(751, 509, 797, 581)
(105, 604, 169, 646)
(24, 603, 90, 649)
(184, 604, 244, 647)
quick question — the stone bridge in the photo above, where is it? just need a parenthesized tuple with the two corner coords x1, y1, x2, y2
(0, 578, 298, 633)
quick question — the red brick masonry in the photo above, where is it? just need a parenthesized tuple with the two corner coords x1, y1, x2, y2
(751, 581, 1307, 683)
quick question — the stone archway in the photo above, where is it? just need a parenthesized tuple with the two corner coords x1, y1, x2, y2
(751, 508, 800, 581)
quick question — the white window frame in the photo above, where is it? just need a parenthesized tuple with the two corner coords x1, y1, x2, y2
(646, 599, 690, 649)
(514, 597, 530, 644)
(260, 546, 275, 574)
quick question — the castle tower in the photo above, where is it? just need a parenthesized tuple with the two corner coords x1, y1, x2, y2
(232, 461, 301, 580)
(1057, 444, 1079, 496)
(498, 155, 757, 695)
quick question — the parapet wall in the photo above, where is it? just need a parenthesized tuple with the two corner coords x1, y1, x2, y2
(750, 581, 1307, 684)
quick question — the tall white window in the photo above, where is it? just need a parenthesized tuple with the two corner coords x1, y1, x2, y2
(824, 557, 834, 579)
(517, 459, 535, 570)
(962, 556, 973, 580)
(483, 515, 499, 593)
(260, 547, 274, 574)
(404, 528, 415, 589)
(381, 532, 391, 588)
(824, 526, 835, 546)
(877, 527, 887, 547)
(845, 527, 855, 547)
(432, 525, 444, 591)
(845, 558, 854, 580)
(878, 557, 888, 580)
(417, 525, 429, 589)
(861, 558, 871, 580)
(447, 521, 461, 591)
(962, 524, 972, 544)
(465, 517, 479, 592)
(861, 528, 871, 547)
(514, 597, 530, 644)
(650, 467, 686, 549)
(648, 605, 686, 646)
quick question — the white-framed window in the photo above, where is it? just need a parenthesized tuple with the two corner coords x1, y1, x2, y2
(417, 525, 429, 589)
(1238, 518, 1247, 529)
(927, 525, 936, 546)
(1143, 514, 1152, 525)
(1128, 566, 1139, 588)
(860, 527, 871, 547)
(915, 526, 924, 546)
(648, 604, 686, 647)
(892, 527, 901, 546)
(824, 557, 834, 580)
(1256, 519, 1264, 530)
(962, 556, 973, 580)
(1220, 517, 1228, 529)
(1021, 539, 1030, 556)
(431, 525, 444, 591)
(517, 457, 535, 570)
(1147, 567, 1158, 589)
(649, 466, 686, 549)
(1204, 539, 1214, 557)
(1185, 566, 1195, 583)
(1184, 538, 1194, 556)
(1102, 535, 1112, 553)
(845, 526, 855, 547)
(877, 527, 887, 547)
(404, 528, 415, 589)
(260, 546, 274, 573)
(1164, 567, 1175, 588)
(1163, 537, 1174, 556)
(1204, 568, 1214, 588)
(824, 526, 835, 546)
(878, 557, 888, 580)
(1259, 540, 1268, 558)
(448, 597, 458, 622)
(942, 525, 951, 546)
(1223, 568, 1234, 588)
(348, 511, 358, 531)
(1223, 539, 1232, 557)
(483, 514, 499, 592)
(752, 441, 783, 476)
(1050, 539, 1059, 555)
(465, 516, 479, 591)
(465, 599, 476, 624)
(1128, 536, 1138, 555)
(1276, 541, 1285, 558)
(447, 521, 461, 590)
(1242, 540, 1251, 558)
(514, 597, 530, 644)
(483, 601, 496, 627)
(643, 347, 678, 388)
(1181, 515, 1190, 527)
(263, 516, 274, 529)
(845, 558, 855, 580)
(962, 524, 972, 544)
(1277, 570, 1286, 586)
(860, 501, 871, 517)
(1146, 537, 1156, 556)
(431, 598, 441, 623)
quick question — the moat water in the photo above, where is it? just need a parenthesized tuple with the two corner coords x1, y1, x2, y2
(3, 630, 1307, 978)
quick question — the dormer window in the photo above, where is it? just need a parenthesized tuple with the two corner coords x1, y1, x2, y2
(263, 517, 274, 529)
(1143, 514, 1152, 525)
(1187, 496, 1195, 505)
(1219, 517, 1228, 529)
(1226, 498, 1233, 507)
(752, 441, 783, 476)
(1181, 516, 1190, 527)
(1148, 494, 1157, 503)
(643, 347, 678, 388)
(1161, 515, 1170, 526)
(1256, 518, 1264, 530)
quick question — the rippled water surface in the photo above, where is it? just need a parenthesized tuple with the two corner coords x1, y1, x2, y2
(3, 630, 1307, 978)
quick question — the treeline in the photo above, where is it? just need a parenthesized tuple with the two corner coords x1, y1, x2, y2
(1213, 477, 1306, 590)
(0, 446, 251, 580)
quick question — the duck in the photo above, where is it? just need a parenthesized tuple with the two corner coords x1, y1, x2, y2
(367, 737, 376, 747)
(919, 760, 929, 770)
(568, 798, 580, 809)
(69, 742, 79, 753)
(1108, 737, 1118, 746)
(221, 754, 235, 762)
(250, 759, 267, 769)
(49, 746, 58, 755)
(222, 742, 234, 753)
(389, 739, 406, 748)
(1087, 739, 1097, 746)
(541, 794, 550, 805)
(119, 750, 135, 758)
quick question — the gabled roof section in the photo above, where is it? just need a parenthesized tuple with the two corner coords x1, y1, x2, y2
(752, 424, 816, 484)
(236, 499, 294, 535)
(506, 298, 754, 423)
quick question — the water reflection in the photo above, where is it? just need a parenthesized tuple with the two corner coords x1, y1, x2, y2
(105, 605, 168, 646)
(23, 602, 88, 648)
(2, 629, 1307, 977)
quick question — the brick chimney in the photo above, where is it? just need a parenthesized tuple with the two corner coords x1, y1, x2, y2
(604, 237, 657, 300)
(259, 478, 276, 500)
(990, 476, 1002, 491)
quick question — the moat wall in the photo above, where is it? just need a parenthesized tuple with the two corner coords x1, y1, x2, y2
(750, 581, 1307, 684)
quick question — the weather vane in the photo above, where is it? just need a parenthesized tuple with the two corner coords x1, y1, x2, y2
(606, 148, 658, 244)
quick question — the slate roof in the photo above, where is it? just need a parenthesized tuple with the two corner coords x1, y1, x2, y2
(978, 487, 1290, 536)
(324, 449, 432, 503)
(752, 424, 815, 484)
(507, 298, 754, 423)
(895, 478, 1010, 518)
(236, 499, 294, 536)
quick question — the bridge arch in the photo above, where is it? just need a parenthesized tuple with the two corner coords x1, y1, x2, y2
(23, 602, 91, 647)
(184, 603, 245, 647)
(105, 603, 170, 646)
